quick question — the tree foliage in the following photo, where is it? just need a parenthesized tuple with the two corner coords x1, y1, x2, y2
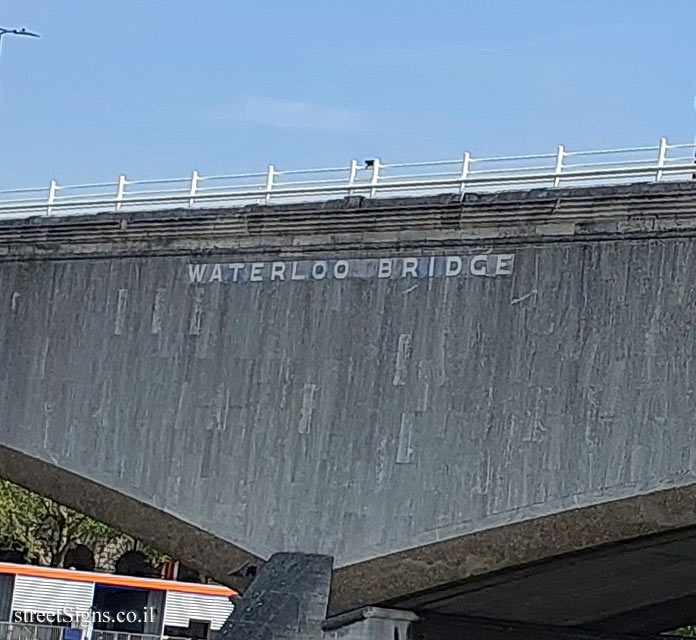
(0, 479, 167, 569)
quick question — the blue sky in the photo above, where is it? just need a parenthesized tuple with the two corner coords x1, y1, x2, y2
(1, 1, 695, 188)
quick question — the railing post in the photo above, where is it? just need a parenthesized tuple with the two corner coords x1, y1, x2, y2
(115, 174, 127, 211)
(656, 137, 668, 182)
(46, 179, 57, 216)
(369, 157, 381, 198)
(459, 151, 471, 194)
(189, 169, 199, 207)
(553, 144, 565, 188)
(265, 164, 275, 203)
(347, 159, 358, 196)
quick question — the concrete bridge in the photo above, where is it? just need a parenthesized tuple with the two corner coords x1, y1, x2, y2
(3, 181, 696, 638)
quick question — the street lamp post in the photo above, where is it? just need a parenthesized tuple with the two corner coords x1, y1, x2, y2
(0, 27, 40, 65)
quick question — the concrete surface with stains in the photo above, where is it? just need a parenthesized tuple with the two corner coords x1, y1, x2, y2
(3, 181, 696, 613)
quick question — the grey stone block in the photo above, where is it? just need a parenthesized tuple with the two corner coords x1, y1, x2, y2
(218, 552, 332, 640)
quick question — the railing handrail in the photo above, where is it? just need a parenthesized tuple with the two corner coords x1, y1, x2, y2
(1, 137, 694, 219)
(0, 621, 159, 640)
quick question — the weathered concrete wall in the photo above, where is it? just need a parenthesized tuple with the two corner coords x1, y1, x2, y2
(3, 182, 696, 601)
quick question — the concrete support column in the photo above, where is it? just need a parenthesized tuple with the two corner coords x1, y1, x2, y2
(218, 552, 333, 640)
(323, 607, 419, 640)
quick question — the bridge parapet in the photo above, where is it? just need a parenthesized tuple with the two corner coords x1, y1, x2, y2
(3, 180, 696, 258)
(1, 138, 694, 218)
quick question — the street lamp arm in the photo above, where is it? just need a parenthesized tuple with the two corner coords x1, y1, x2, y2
(0, 27, 40, 38)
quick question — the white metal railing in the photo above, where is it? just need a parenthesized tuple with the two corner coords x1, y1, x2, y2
(92, 631, 159, 640)
(0, 622, 63, 640)
(1, 137, 695, 219)
(0, 623, 159, 640)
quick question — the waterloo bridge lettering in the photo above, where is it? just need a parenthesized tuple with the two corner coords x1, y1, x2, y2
(186, 254, 515, 285)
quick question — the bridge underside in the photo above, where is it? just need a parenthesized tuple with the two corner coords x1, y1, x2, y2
(387, 525, 696, 635)
(5, 440, 696, 634)
(226, 520, 696, 640)
(0, 444, 261, 591)
(323, 521, 696, 638)
(329, 481, 696, 632)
